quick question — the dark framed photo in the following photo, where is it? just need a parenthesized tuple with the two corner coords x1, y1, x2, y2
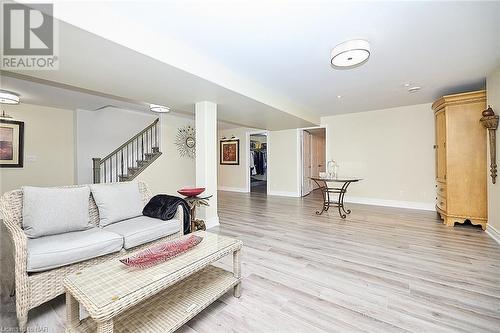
(0, 119, 24, 168)
(220, 139, 240, 165)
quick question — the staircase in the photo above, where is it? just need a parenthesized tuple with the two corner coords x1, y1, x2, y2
(92, 118, 162, 183)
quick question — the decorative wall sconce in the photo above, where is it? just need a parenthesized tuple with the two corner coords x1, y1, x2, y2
(480, 105, 499, 184)
(220, 135, 238, 141)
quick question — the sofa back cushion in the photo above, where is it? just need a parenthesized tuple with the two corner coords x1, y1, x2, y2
(90, 181, 144, 227)
(22, 186, 91, 238)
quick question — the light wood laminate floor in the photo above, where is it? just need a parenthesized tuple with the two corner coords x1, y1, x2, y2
(1, 190, 500, 332)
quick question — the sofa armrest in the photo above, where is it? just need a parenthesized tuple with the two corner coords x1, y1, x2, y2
(0, 193, 29, 312)
(0, 195, 28, 273)
(174, 204, 185, 236)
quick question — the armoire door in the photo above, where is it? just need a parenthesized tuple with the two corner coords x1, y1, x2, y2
(435, 111, 447, 182)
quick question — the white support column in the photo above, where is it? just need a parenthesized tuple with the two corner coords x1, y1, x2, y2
(195, 101, 219, 228)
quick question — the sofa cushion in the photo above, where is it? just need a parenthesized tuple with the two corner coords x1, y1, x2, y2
(90, 181, 143, 227)
(23, 186, 91, 238)
(27, 228, 123, 272)
(103, 216, 180, 250)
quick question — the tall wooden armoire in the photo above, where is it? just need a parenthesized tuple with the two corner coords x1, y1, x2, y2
(432, 90, 488, 230)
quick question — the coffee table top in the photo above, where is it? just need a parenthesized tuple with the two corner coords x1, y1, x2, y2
(64, 231, 242, 321)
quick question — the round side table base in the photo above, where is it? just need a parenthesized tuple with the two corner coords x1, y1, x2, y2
(191, 219, 206, 232)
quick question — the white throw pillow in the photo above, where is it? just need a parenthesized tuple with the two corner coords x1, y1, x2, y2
(90, 182, 144, 227)
(22, 186, 91, 238)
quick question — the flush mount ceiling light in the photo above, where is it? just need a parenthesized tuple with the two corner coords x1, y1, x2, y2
(0, 90, 20, 105)
(150, 104, 170, 113)
(408, 86, 422, 93)
(330, 39, 371, 69)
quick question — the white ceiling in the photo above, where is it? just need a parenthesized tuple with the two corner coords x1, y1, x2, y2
(4, 1, 499, 128)
(1, 73, 248, 130)
(2, 21, 316, 130)
(1, 73, 154, 113)
(45, 0, 500, 117)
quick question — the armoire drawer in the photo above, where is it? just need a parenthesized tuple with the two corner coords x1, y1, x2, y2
(436, 194, 447, 212)
(436, 182, 447, 197)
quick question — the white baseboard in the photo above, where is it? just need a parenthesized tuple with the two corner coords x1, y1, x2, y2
(344, 196, 435, 211)
(218, 186, 248, 193)
(268, 191, 300, 197)
(486, 224, 500, 244)
(205, 216, 220, 229)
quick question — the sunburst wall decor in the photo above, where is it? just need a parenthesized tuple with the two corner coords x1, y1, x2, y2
(175, 125, 196, 158)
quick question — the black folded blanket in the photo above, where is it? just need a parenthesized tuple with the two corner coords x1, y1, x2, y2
(142, 195, 191, 234)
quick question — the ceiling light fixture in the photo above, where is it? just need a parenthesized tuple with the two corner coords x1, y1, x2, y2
(0, 90, 20, 105)
(408, 86, 421, 93)
(330, 39, 370, 69)
(150, 104, 170, 113)
(337, 95, 342, 99)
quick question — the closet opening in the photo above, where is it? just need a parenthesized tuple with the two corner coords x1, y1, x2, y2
(249, 133, 268, 194)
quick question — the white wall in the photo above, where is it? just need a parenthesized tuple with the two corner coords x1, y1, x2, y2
(217, 127, 301, 197)
(267, 129, 300, 197)
(321, 103, 435, 210)
(0, 103, 75, 193)
(217, 127, 260, 192)
(486, 63, 500, 235)
(76, 107, 195, 195)
(76, 107, 157, 184)
(136, 113, 196, 196)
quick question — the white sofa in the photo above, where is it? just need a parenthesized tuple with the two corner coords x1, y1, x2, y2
(0, 181, 183, 332)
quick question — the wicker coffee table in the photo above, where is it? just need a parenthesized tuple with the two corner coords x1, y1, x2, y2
(63, 231, 242, 333)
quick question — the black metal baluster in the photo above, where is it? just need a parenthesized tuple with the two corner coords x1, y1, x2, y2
(116, 153, 119, 182)
(121, 150, 124, 181)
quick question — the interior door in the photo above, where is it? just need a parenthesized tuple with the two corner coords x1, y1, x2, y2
(302, 131, 313, 196)
(318, 134, 326, 173)
(435, 111, 446, 182)
(311, 134, 318, 183)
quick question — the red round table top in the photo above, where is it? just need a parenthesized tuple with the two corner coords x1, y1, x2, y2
(177, 187, 205, 197)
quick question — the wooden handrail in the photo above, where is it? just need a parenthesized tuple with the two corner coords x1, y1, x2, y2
(99, 118, 159, 164)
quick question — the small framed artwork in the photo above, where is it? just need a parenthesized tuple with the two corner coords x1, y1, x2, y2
(220, 139, 240, 165)
(0, 119, 24, 168)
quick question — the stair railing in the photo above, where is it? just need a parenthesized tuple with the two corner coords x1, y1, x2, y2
(93, 118, 160, 183)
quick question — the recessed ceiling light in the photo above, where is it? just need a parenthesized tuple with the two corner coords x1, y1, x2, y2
(403, 83, 411, 87)
(0, 90, 20, 105)
(149, 104, 170, 113)
(408, 86, 421, 93)
(330, 39, 370, 69)
(337, 95, 342, 99)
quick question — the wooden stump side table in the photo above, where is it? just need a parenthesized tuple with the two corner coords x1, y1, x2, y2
(184, 195, 212, 232)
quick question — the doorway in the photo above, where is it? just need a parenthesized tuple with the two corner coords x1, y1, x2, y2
(249, 133, 268, 194)
(301, 127, 326, 196)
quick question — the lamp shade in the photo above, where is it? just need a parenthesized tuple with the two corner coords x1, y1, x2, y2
(331, 39, 371, 69)
(0, 90, 20, 105)
(150, 104, 170, 113)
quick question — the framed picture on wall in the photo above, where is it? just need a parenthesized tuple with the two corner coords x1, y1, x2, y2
(220, 139, 240, 165)
(0, 119, 24, 168)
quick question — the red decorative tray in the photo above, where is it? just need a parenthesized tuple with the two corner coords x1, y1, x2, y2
(177, 187, 205, 197)
(120, 235, 203, 268)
